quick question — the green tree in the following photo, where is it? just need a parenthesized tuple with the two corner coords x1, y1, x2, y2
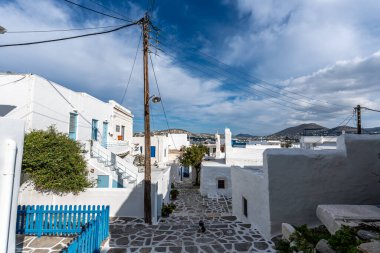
(22, 126, 92, 194)
(179, 144, 207, 186)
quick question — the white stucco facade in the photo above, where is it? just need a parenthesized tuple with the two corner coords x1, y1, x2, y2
(0, 118, 25, 253)
(0, 73, 133, 150)
(200, 128, 281, 197)
(232, 134, 380, 239)
(133, 135, 171, 165)
(300, 136, 338, 150)
(167, 133, 190, 150)
(200, 159, 232, 197)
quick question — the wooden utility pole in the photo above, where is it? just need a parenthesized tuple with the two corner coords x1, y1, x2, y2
(356, 104, 362, 134)
(142, 13, 152, 224)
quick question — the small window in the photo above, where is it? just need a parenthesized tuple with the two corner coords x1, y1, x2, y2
(243, 197, 248, 217)
(116, 125, 120, 132)
(217, 179, 225, 189)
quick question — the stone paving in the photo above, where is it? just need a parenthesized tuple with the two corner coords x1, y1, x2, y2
(15, 235, 72, 253)
(107, 179, 276, 253)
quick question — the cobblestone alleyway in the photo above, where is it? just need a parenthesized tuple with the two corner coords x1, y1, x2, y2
(107, 179, 276, 253)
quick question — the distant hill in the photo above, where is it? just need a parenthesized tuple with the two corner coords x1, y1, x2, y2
(269, 123, 327, 138)
(154, 128, 193, 135)
(235, 133, 255, 138)
(326, 126, 357, 135)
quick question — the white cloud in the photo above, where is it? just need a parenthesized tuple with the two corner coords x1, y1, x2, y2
(1, 0, 379, 135)
(223, 0, 380, 79)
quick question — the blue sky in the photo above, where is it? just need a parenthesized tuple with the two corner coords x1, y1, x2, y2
(1, 0, 380, 135)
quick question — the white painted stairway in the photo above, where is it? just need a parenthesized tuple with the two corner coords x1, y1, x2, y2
(89, 141, 141, 186)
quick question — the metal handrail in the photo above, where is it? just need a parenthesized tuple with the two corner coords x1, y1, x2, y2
(91, 142, 137, 181)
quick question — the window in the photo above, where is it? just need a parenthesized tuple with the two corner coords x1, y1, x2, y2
(116, 125, 120, 132)
(217, 179, 225, 189)
(69, 112, 78, 140)
(243, 197, 248, 217)
(121, 125, 125, 141)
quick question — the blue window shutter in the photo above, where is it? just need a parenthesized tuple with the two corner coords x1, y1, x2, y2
(97, 175, 109, 188)
(151, 146, 156, 157)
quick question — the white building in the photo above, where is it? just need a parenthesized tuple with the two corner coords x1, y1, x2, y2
(231, 134, 380, 239)
(0, 73, 134, 151)
(300, 136, 338, 150)
(200, 128, 281, 197)
(0, 73, 139, 189)
(0, 73, 176, 223)
(132, 133, 190, 166)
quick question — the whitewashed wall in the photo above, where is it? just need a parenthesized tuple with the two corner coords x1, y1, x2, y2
(167, 134, 189, 150)
(232, 134, 380, 239)
(19, 166, 174, 222)
(0, 118, 25, 253)
(231, 167, 270, 237)
(133, 135, 170, 165)
(224, 128, 281, 166)
(200, 161, 232, 197)
(18, 185, 157, 219)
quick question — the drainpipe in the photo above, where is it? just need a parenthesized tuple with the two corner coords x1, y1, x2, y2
(0, 139, 17, 253)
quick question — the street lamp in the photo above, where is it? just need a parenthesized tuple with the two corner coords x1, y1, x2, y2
(150, 95, 161, 103)
(0, 26, 7, 34)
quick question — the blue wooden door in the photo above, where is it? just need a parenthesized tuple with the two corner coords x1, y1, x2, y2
(102, 121, 108, 147)
(151, 146, 156, 157)
(69, 112, 78, 140)
(97, 175, 109, 188)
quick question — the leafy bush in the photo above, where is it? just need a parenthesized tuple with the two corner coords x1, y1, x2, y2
(170, 189, 179, 200)
(276, 224, 367, 253)
(328, 226, 362, 253)
(22, 126, 92, 194)
(161, 203, 176, 217)
(276, 225, 330, 253)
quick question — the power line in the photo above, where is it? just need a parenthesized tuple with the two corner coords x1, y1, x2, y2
(157, 34, 345, 108)
(160, 47, 335, 115)
(61, 0, 133, 22)
(5, 24, 128, 34)
(363, 107, 380, 113)
(148, 52, 178, 150)
(86, 0, 134, 21)
(0, 22, 139, 48)
(0, 75, 26, 87)
(120, 30, 142, 105)
(158, 42, 336, 113)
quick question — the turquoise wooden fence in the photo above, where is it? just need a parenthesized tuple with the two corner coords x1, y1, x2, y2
(17, 205, 109, 253)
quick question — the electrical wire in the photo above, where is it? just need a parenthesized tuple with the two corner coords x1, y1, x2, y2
(160, 41, 340, 110)
(160, 47, 335, 115)
(363, 107, 380, 113)
(61, 0, 133, 22)
(157, 34, 345, 108)
(0, 75, 26, 87)
(5, 24, 129, 34)
(0, 22, 139, 48)
(120, 30, 142, 105)
(149, 52, 178, 150)
(86, 0, 134, 21)
(306, 112, 355, 147)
